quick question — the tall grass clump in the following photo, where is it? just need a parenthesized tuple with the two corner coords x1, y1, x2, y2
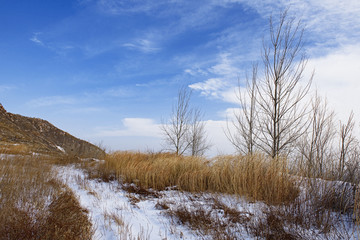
(0, 154, 93, 239)
(102, 151, 298, 204)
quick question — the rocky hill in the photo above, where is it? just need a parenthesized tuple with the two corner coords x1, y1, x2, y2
(0, 103, 105, 159)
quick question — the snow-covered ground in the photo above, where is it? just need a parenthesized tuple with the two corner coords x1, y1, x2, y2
(56, 164, 359, 240)
(56, 165, 201, 239)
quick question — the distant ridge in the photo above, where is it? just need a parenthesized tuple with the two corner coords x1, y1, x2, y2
(0, 103, 105, 158)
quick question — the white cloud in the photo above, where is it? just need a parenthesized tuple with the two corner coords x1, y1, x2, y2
(204, 120, 237, 156)
(307, 43, 360, 123)
(184, 68, 207, 76)
(208, 53, 239, 77)
(188, 52, 243, 101)
(220, 87, 239, 104)
(219, 107, 242, 120)
(189, 78, 229, 99)
(97, 118, 161, 137)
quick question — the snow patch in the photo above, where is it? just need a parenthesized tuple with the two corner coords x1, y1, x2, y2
(56, 146, 66, 153)
(56, 166, 196, 239)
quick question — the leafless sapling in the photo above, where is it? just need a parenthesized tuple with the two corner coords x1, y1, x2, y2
(188, 108, 211, 156)
(161, 86, 210, 156)
(256, 10, 313, 158)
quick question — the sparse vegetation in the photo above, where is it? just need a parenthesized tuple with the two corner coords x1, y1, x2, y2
(80, 149, 357, 239)
(0, 154, 93, 240)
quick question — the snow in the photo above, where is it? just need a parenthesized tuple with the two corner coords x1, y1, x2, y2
(56, 145, 66, 153)
(56, 165, 198, 239)
(55, 164, 359, 240)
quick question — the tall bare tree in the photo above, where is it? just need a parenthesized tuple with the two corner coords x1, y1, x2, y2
(161, 86, 210, 156)
(226, 64, 259, 155)
(161, 86, 192, 155)
(256, 10, 312, 158)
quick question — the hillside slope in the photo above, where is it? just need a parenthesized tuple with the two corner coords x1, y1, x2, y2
(0, 104, 105, 158)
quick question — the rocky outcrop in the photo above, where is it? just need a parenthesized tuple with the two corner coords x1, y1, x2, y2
(0, 103, 105, 159)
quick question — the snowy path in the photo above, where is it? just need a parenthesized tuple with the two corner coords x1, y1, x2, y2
(56, 165, 196, 240)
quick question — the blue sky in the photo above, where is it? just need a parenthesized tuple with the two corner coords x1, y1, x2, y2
(1, 0, 359, 155)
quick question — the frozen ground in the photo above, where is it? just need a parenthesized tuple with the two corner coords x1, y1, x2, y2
(56, 165, 200, 239)
(56, 164, 359, 240)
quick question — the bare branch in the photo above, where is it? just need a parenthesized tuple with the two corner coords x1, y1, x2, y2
(226, 64, 259, 155)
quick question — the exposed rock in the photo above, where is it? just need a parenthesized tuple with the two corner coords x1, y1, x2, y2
(0, 104, 105, 159)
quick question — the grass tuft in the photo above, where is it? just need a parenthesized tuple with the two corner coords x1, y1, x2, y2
(97, 151, 299, 205)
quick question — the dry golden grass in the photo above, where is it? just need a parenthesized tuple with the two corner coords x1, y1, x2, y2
(98, 151, 299, 204)
(0, 154, 93, 240)
(0, 143, 30, 155)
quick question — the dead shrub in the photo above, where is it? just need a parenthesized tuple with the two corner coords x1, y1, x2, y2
(0, 155, 93, 240)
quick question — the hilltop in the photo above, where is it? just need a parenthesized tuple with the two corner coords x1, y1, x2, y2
(0, 103, 104, 158)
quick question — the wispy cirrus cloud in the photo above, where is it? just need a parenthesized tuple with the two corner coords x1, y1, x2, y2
(27, 96, 79, 107)
(228, 0, 360, 54)
(30, 32, 45, 46)
(96, 0, 166, 15)
(96, 0, 250, 38)
(29, 31, 77, 57)
(27, 85, 134, 109)
(122, 39, 160, 53)
(188, 0, 360, 108)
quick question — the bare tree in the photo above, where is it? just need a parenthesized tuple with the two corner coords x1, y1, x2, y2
(339, 112, 356, 176)
(256, 10, 312, 158)
(161, 86, 210, 156)
(298, 93, 336, 177)
(161, 86, 192, 155)
(188, 108, 211, 156)
(226, 64, 259, 155)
